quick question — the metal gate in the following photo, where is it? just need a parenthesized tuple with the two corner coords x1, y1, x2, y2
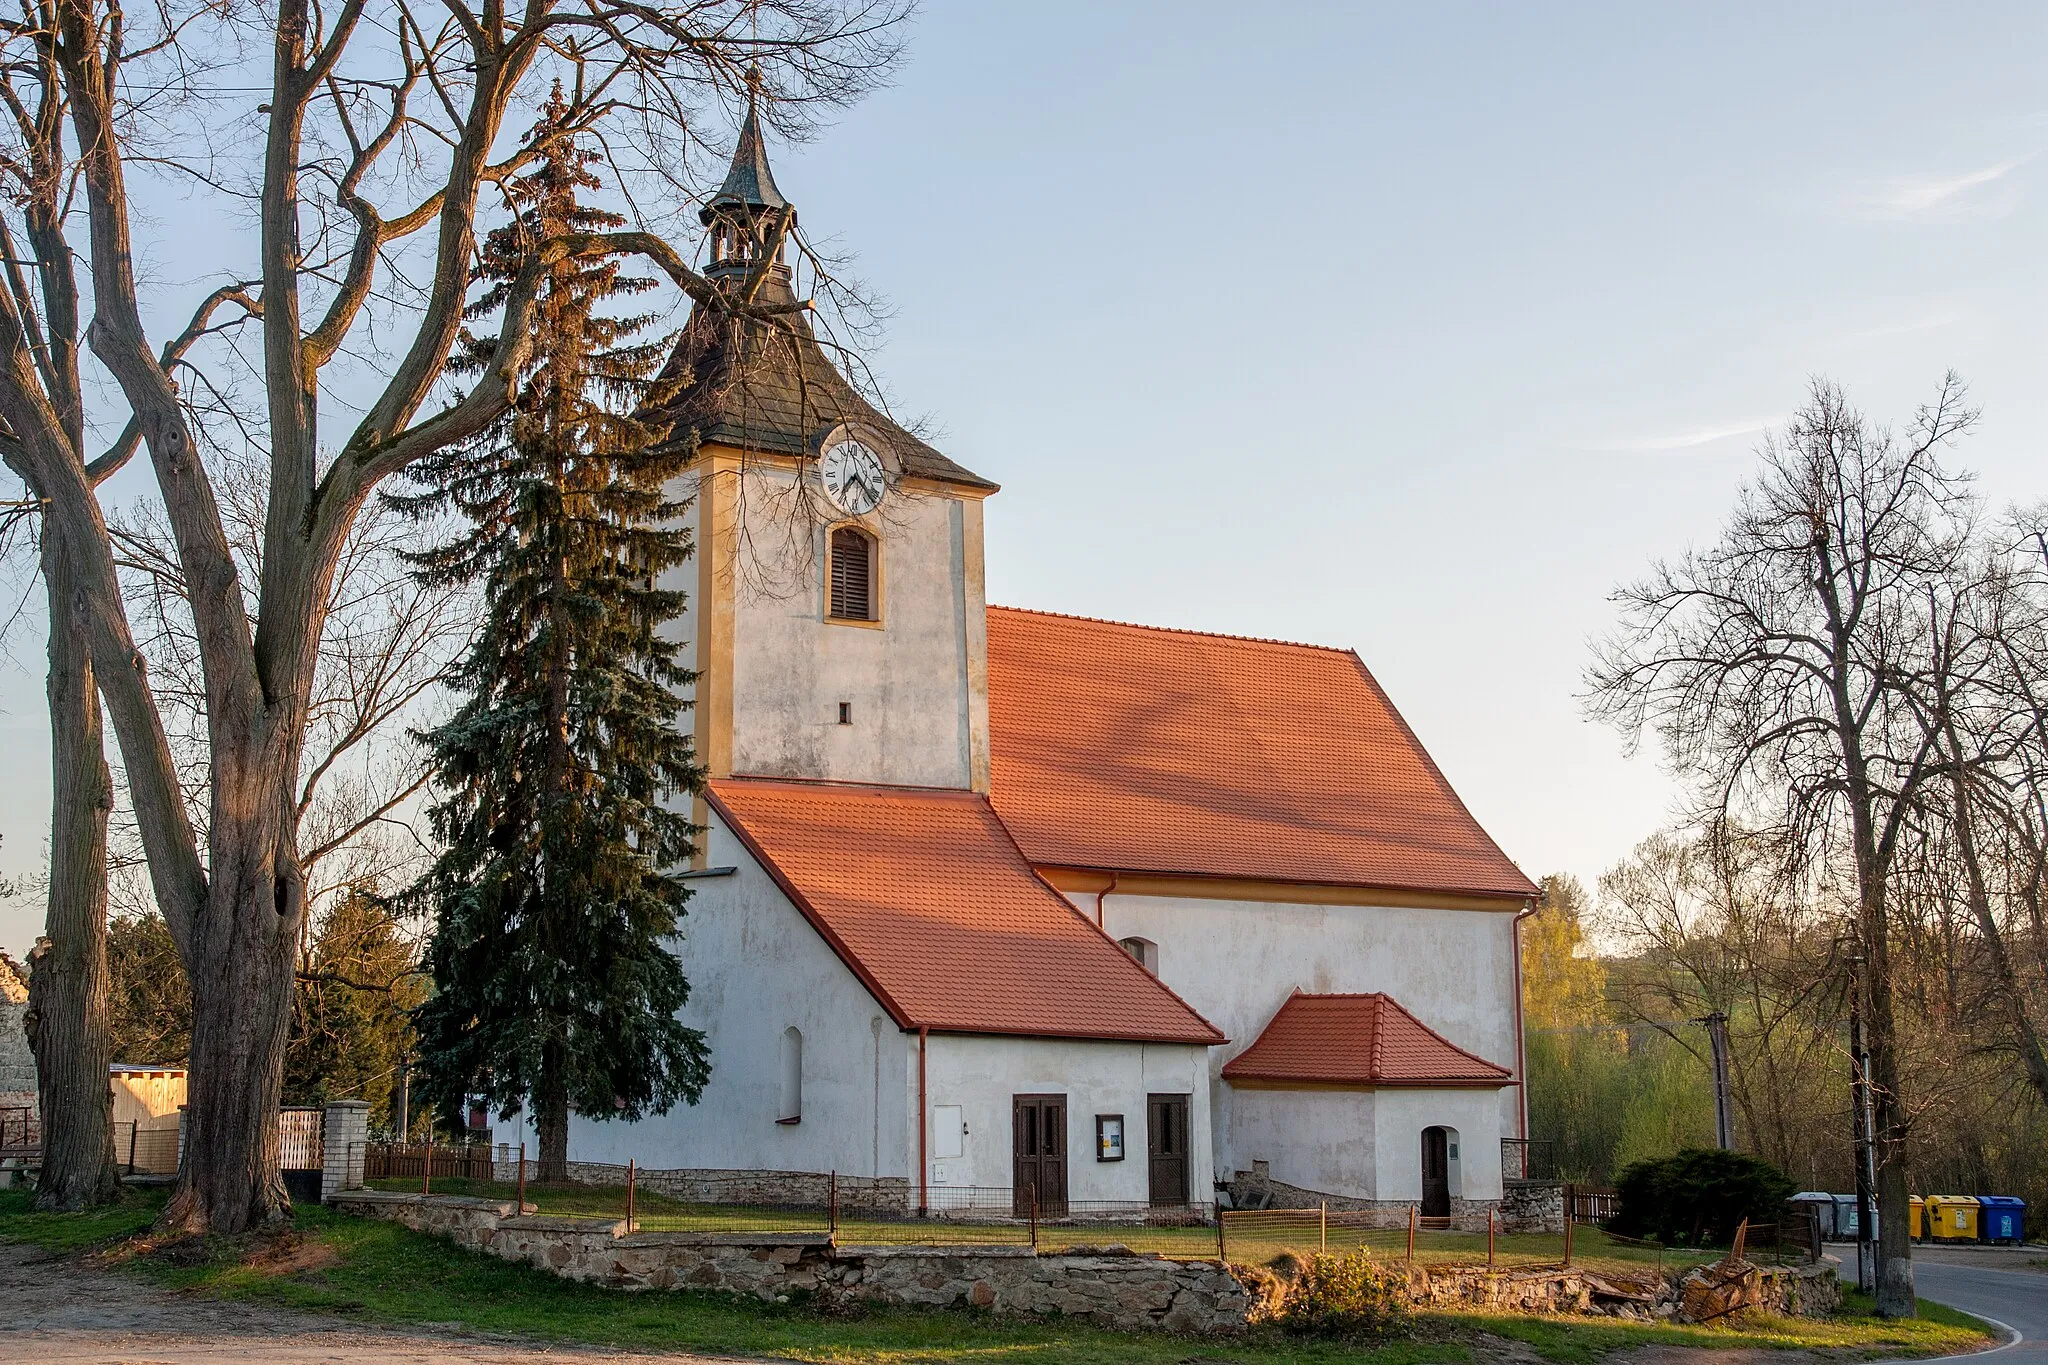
(279, 1107, 323, 1201)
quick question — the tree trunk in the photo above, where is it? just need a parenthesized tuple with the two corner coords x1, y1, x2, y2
(160, 777, 308, 1234)
(1866, 962, 1916, 1316)
(536, 1039, 569, 1183)
(24, 535, 120, 1211)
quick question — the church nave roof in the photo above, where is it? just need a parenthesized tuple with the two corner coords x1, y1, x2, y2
(985, 606, 1538, 901)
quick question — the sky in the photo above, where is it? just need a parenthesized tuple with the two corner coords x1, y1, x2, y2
(2, 2, 2046, 955)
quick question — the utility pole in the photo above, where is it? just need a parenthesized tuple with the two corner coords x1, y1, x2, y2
(1702, 1011, 1735, 1149)
(396, 1051, 411, 1143)
(1847, 956, 1876, 1294)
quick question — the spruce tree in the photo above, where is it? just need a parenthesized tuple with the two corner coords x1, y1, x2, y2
(395, 90, 709, 1178)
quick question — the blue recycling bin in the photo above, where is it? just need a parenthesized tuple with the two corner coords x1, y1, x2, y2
(1977, 1196, 2024, 1244)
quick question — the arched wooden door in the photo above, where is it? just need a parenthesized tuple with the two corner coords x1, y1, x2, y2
(1421, 1126, 1452, 1218)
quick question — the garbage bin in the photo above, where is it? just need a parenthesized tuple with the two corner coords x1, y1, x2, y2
(1831, 1193, 1865, 1240)
(1926, 1195, 1980, 1241)
(1977, 1196, 2024, 1244)
(1909, 1195, 1924, 1241)
(1791, 1192, 1836, 1240)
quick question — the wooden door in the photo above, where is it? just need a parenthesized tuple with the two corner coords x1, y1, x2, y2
(1012, 1095, 1068, 1217)
(1147, 1094, 1190, 1207)
(1421, 1126, 1451, 1217)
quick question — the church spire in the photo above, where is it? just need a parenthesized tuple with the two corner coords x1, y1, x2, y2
(702, 69, 792, 281)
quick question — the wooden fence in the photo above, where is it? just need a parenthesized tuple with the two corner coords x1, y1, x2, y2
(363, 1141, 495, 1181)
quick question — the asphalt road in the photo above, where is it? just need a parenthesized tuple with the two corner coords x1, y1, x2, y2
(1908, 1255, 2045, 1364)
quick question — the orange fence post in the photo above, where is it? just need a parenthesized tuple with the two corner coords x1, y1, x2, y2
(1029, 1191, 1039, 1251)
(1320, 1201, 1328, 1253)
(1487, 1208, 1496, 1270)
(829, 1171, 839, 1238)
(421, 1142, 431, 1196)
(1407, 1203, 1416, 1265)
(626, 1159, 636, 1234)
(1217, 1211, 1227, 1262)
(516, 1141, 526, 1212)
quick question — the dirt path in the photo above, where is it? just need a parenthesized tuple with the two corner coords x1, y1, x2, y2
(0, 1240, 742, 1363)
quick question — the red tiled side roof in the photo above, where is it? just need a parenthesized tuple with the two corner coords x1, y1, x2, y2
(985, 607, 1538, 899)
(705, 777, 1223, 1045)
(1221, 992, 1513, 1087)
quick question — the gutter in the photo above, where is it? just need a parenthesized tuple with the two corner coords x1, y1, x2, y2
(917, 1025, 929, 1215)
(1511, 895, 1539, 1141)
(1093, 872, 1119, 927)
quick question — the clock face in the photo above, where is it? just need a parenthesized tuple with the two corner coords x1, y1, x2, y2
(820, 438, 886, 516)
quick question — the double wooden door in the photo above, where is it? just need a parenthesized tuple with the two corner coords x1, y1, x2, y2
(1147, 1093, 1190, 1207)
(1012, 1094, 1067, 1217)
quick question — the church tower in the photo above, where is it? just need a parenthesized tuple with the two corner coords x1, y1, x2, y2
(651, 93, 997, 805)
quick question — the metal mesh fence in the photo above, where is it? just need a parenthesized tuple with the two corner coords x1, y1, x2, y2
(114, 1122, 181, 1175)
(338, 1150, 1811, 1271)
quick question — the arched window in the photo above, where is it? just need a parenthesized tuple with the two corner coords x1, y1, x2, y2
(778, 1027, 803, 1125)
(1117, 936, 1158, 975)
(829, 526, 875, 621)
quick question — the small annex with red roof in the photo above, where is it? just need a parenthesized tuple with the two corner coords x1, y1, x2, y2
(553, 114, 1535, 1228)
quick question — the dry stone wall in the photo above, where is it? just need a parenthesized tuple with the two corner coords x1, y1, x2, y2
(328, 1190, 1835, 1335)
(329, 1191, 1250, 1334)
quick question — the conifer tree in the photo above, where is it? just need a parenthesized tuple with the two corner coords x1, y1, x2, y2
(395, 90, 709, 1178)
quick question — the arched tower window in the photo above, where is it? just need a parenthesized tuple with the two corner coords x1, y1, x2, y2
(778, 1027, 803, 1124)
(1117, 937, 1158, 975)
(829, 526, 875, 621)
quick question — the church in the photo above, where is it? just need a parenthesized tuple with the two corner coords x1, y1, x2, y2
(560, 104, 1540, 1224)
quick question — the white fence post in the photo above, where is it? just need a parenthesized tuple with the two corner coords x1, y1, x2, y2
(322, 1101, 370, 1202)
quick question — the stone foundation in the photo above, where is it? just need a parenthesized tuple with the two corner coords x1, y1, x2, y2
(484, 1162, 915, 1217)
(1227, 1162, 1501, 1232)
(330, 1190, 1249, 1334)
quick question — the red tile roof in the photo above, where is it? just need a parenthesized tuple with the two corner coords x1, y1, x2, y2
(985, 607, 1537, 900)
(1221, 992, 1513, 1087)
(705, 777, 1224, 1045)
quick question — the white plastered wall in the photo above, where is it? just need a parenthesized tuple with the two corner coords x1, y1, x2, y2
(1228, 1088, 1378, 1199)
(564, 808, 910, 1177)
(1089, 892, 1520, 1193)
(920, 1034, 1214, 1205)
(720, 462, 987, 790)
(1372, 1088, 1506, 1202)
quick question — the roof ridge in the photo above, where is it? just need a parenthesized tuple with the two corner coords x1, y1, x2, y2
(989, 604, 1357, 656)
(713, 774, 984, 799)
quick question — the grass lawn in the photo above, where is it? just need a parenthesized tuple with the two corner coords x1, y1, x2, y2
(0, 1186, 1999, 1365)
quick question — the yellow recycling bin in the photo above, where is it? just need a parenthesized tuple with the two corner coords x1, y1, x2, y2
(1926, 1195, 1979, 1241)
(1908, 1196, 1924, 1240)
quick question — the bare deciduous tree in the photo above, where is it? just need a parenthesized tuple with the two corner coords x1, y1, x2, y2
(1588, 374, 1979, 1316)
(0, 0, 906, 1232)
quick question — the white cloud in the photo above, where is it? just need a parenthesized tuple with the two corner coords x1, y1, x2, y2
(1854, 155, 2033, 221)
(1575, 417, 1781, 454)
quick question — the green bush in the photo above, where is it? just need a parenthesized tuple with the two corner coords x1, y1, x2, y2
(1611, 1147, 1795, 1246)
(1274, 1248, 1410, 1338)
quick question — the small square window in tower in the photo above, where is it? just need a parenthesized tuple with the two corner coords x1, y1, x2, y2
(829, 527, 875, 621)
